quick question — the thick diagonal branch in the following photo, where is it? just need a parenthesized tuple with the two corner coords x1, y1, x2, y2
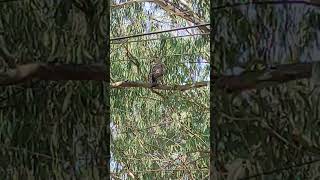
(111, 0, 209, 33)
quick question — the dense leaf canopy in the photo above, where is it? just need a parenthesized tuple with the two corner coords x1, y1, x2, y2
(0, 0, 109, 178)
(212, 1, 320, 179)
(111, 0, 210, 179)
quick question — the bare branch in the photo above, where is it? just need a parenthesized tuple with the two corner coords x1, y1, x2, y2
(111, 0, 209, 33)
(153, 0, 209, 33)
(215, 63, 312, 93)
(213, 0, 320, 10)
(111, 0, 153, 8)
(0, 62, 315, 93)
(0, 63, 106, 86)
(112, 81, 209, 91)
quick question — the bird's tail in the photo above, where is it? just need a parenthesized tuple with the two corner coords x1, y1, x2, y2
(150, 76, 157, 87)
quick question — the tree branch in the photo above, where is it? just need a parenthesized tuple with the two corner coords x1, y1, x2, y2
(213, 0, 320, 10)
(0, 63, 106, 85)
(215, 63, 312, 93)
(153, 0, 209, 33)
(111, 81, 209, 91)
(0, 62, 315, 93)
(111, 0, 153, 8)
(111, 0, 209, 33)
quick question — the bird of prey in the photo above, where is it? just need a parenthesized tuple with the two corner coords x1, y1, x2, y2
(149, 62, 165, 88)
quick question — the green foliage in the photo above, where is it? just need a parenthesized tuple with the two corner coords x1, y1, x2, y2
(111, 0, 209, 179)
(213, 1, 320, 179)
(0, 0, 109, 178)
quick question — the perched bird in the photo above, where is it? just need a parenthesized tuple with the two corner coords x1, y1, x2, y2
(149, 62, 165, 88)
